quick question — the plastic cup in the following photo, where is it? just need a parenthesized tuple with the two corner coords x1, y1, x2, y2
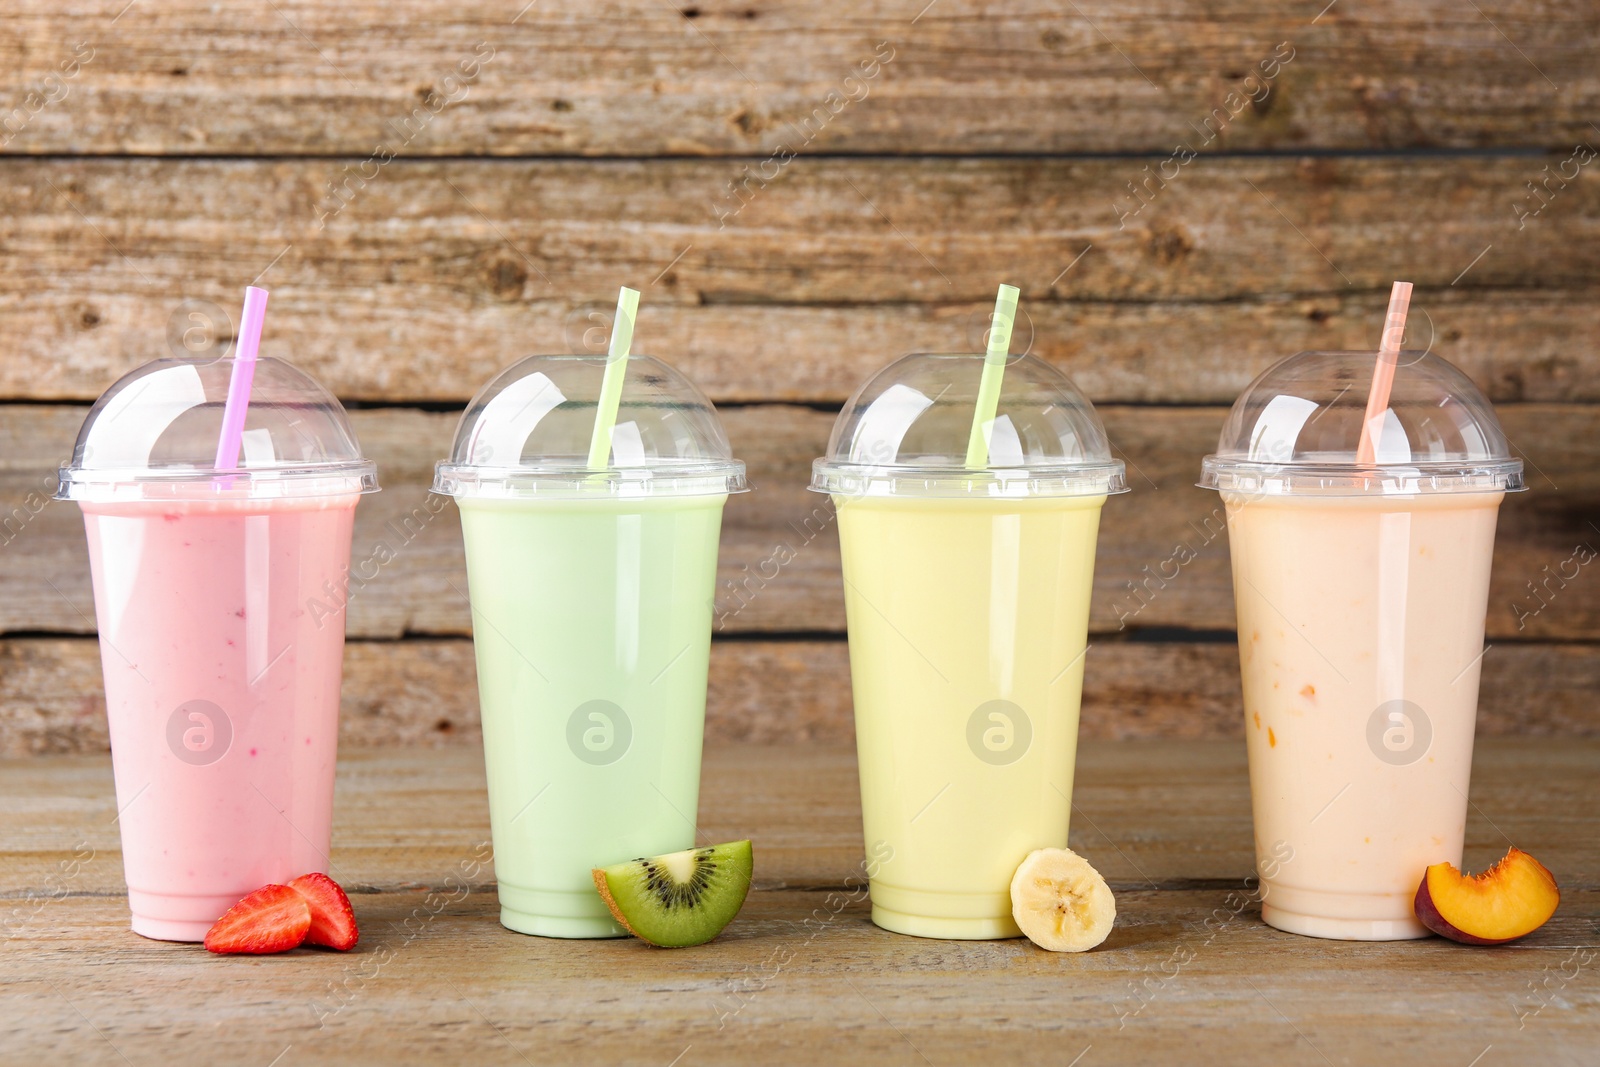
(1200, 349, 1525, 940)
(810, 352, 1127, 939)
(58, 356, 378, 941)
(434, 354, 746, 938)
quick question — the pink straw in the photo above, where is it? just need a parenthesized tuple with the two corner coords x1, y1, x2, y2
(1355, 281, 1413, 466)
(213, 286, 270, 471)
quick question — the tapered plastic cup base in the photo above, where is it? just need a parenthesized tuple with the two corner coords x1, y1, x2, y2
(867, 881, 1022, 940)
(870, 905, 1022, 941)
(499, 908, 627, 939)
(1262, 903, 1430, 941)
(496, 883, 627, 938)
(130, 915, 218, 942)
(127, 887, 250, 942)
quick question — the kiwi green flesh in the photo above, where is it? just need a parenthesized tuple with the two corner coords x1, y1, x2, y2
(593, 840, 753, 948)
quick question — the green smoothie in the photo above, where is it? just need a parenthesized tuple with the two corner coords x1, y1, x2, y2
(459, 493, 727, 937)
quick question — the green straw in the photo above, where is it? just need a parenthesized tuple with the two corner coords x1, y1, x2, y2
(963, 283, 1021, 469)
(585, 286, 641, 469)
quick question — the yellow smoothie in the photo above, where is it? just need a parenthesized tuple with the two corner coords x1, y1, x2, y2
(835, 493, 1105, 938)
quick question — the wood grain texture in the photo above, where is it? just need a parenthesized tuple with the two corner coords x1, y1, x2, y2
(0, 3, 1596, 156)
(3, 8, 1598, 762)
(1, 742, 1595, 1064)
(1, 156, 1597, 403)
(4, 636, 1598, 756)
(6, 403, 1597, 641)
(2, 5, 1596, 1056)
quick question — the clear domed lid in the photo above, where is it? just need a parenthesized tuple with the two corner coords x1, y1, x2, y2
(433, 354, 746, 498)
(1200, 350, 1524, 495)
(809, 353, 1126, 498)
(58, 356, 378, 502)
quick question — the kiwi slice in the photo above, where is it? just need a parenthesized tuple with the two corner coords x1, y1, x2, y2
(592, 840, 753, 948)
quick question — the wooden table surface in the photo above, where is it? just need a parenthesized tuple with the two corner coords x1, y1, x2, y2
(2, 739, 1596, 1065)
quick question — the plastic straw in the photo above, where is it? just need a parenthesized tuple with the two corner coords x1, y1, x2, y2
(963, 283, 1021, 469)
(213, 286, 270, 471)
(585, 286, 641, 469)
(1355, 281, 1414, 466)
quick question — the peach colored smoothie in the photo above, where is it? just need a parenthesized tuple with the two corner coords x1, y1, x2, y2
(82, 495, 358, 941)
(1202, 346, 1524, 940)
(1224, 491, 1503, 939)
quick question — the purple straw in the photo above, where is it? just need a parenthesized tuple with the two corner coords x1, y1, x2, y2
(213, 286, 270, 471)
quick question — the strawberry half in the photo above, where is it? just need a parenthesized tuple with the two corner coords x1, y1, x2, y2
(204, 884, 311, 954)
(288, 872, 359, 950)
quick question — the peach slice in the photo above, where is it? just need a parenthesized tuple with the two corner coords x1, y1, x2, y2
(1413, 847, 1560, 945)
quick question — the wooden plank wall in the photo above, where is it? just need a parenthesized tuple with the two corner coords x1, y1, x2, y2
(1, 1, 1596, 753)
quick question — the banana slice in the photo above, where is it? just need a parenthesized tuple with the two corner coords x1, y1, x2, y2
(1010, 847, 1116, 952)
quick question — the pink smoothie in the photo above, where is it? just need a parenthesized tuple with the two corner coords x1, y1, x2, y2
(82, 493, 358, 941)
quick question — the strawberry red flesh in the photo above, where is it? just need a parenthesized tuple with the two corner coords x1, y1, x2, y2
(288, 872, 359, 950)
(204, 884, 310, 954)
